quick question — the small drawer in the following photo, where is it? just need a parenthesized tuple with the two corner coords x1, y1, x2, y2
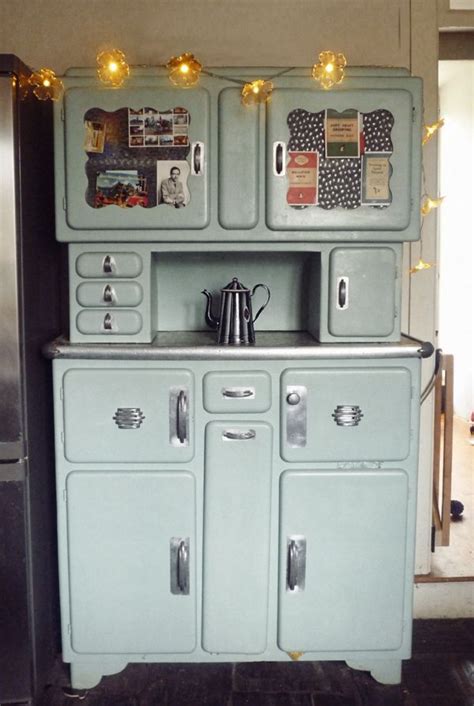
(76, 281, 143, 307)
(203, 371, 271, 413)
(76, 252, 143, 279)
(76, 310, 143, 335)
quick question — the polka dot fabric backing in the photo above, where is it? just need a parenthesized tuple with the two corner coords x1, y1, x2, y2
(287, 109, 394, 210)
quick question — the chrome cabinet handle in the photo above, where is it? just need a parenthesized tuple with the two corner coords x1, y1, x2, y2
(286, 536, 306, 592)
(102, 255, 115, 274)
(103, 284, 115, 303)
(273, 141, 286, 176)
(222, 388, 254, 399)
(337, 277, 349, 310)
(177, 390, 188, 444)
(222, 429, 256, 440)
(192, 142, 202, 175)
(170, 537, 190, 595)
(103, 313, 113, 330)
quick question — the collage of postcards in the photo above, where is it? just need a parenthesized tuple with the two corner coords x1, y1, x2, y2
(128, 107, 189, 148)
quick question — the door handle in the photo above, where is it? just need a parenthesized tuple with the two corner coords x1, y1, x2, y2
(337, 277, 349, 310)
(192, 142, 204, 175)
(286, 536, 306, 592)
(273, 141, 286, 176)
(177, 390, 188, 444)
(170, 537, 190, 595)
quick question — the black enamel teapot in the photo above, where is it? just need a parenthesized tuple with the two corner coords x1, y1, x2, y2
(202, 277, 271, 345)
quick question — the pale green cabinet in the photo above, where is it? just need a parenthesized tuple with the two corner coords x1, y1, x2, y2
(278, 469, 408, 652)
(50, 351, 422, 691)
(66, 470, 196, 654)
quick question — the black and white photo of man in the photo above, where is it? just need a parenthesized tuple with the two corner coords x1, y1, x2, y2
(160, 166, 186, 208)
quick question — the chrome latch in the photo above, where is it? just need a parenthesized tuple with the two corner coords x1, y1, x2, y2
(332, 405, 363, 427)
(113, 407, 145, 429)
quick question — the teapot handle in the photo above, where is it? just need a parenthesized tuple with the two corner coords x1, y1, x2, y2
(251, 284, 271, 323)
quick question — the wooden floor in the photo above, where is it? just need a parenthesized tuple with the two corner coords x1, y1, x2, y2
(40, 619, 474, 706)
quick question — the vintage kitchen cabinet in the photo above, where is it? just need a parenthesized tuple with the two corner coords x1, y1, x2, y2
(54, 67, 421, 243)
(47, 337, 432, 690)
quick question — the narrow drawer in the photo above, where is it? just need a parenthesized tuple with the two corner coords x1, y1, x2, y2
(76, 310, 143, 335)
(203, 371, 271, 413)
(76, 252, 143, 278)
(76, 281, 143, 307)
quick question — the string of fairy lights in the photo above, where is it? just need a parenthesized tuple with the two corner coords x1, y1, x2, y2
(21, 49, 444, 274)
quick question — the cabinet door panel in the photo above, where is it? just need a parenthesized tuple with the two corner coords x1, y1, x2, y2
(63, 368, 193, 462)
(328, 247, 396, 337)
(64, 86, 209, 232)
(67, 471, 196, 654)
(266, 86, 420, 237)
(202, 421, 272, 654)
(281, 367, 412, 462)
(278, 470, 408, 652)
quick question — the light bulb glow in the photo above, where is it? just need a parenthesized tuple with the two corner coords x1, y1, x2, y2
(421, 195, 445, 216)
(312, 51, 347, 89)
(241, 80, 273, 106)
(28, 68, 63, 101)
(422, 118, 445, 145)
(167, 53, 202, 87)
(97, 49, 130, 87)
(410, 258, 434, 274)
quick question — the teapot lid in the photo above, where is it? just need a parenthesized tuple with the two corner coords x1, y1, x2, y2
(222, 277, 249, 292)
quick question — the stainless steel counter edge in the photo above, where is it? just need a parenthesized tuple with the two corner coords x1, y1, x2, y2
(43, 335, 434, 361)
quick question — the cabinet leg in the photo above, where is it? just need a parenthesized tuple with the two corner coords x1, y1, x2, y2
(69, 659, 129, 689)
(346, 659, 402, 685)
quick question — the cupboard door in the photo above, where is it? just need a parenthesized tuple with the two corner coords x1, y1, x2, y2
(278, 470, 408, 652)
(66, 471, 196, 654)
(202, 421, 272, 654)
(266, 85, 419, 237)
(328, 247, 396, 337)
(63, 86, 209, 233)
(62, 368, 193, 463)
(281, 366, 412, 462)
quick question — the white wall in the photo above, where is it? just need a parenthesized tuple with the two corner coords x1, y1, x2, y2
(439, 61, 474, 419)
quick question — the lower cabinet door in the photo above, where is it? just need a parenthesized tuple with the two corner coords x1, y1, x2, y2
(66, 471, 196, 654)
(202, 421, 273, 654)
(278, 469, 408, 653)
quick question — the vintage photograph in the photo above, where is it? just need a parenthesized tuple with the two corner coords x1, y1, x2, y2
(84, 119, 106, 153)
(157, 160, 190, 208)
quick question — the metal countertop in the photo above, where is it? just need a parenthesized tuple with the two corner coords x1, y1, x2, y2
(43, 332, 434, 361)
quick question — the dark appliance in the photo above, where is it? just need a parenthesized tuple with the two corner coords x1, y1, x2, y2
(0, 54, 60, 703)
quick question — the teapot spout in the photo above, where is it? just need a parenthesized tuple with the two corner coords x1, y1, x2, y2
(202, 289, 219, 330)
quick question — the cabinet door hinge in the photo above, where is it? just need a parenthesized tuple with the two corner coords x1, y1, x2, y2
(60, 107, 65, 122)
(62, 196, 67, 211)
(62, 488, 67, 503)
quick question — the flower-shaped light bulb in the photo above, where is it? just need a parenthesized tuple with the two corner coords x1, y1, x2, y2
(97, 49, 130, 87)
(410, 258, 433, 274)
(421, 196, 445, 216)
(312, 51, 347, 90)
(422, 119, 445, 145)
(241, 79, 273, 106)
(28, 68, 64, 101)
(167, 53, 202, 87)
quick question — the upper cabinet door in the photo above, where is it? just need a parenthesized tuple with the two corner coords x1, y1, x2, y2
(62, 86, 209, 233)
(266, 83, 421, 239)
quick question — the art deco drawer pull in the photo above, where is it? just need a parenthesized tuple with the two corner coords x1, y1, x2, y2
(103, 284, 115, 303)
(103, 313, 113, 330)
(273, 141, 286, 176)
(177, 390, 188, 444)
(102, 255, 115, 274)
(222, 387, 254, 399)
(332, 405, 364, 427)
(222, 429, 256, 440)
(113, 407, 145, 429)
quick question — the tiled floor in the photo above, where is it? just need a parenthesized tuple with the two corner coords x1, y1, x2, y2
(39, 620, 474, 706)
